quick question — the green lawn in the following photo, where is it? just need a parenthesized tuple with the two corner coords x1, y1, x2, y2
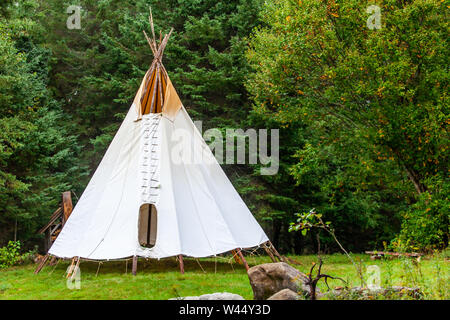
(0, 253, 448, 300)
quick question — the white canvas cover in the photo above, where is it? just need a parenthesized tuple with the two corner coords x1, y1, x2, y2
(49, 75, 268, 260)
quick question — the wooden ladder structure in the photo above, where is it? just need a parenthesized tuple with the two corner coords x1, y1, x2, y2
(35, 191, 73, 274)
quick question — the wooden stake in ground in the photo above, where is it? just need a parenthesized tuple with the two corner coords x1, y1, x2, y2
(34, 253, 49, 274)
(178, 254, 184, 274)
(132, 256, 138, 276)
(70, 257, 81, 282)
(66, 256, 78, 278)
(236, 248, 249, 271)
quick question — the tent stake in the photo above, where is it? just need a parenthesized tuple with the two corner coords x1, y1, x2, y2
(66, 257, 76, 278)
(178, 255, 184, 274)
(70, 257, 80, 281)
(96, 262, 102, 277)
(236, 249, 249, 271)
(132, 256, 138, 276)
(34, 253, 49, 274)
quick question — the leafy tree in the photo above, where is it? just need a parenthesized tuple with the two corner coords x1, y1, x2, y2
(394, 177, 449, 251)
(247, 0, 448, 250)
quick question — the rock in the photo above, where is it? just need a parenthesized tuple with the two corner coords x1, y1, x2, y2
(170, 292, 245, 300)
(267, 288, 301, 300)
(198, 292, 245, 300)
(247, 262, 312, 300)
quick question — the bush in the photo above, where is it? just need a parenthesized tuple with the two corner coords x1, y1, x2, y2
(0, 241, 22, 268)
(393, 181, 449, 252)
(0, 241, 37, 268)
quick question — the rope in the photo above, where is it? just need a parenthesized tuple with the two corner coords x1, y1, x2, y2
(96, 262, 102, 277)
(195, 259, 206, 273)
(49, 258, 60, 275)
(59, 244, 272, 276)
(70, 190, 79, 202)
(229, 258, 235, 272)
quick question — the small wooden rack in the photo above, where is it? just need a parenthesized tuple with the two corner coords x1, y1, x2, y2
(35, 191, 73, 274)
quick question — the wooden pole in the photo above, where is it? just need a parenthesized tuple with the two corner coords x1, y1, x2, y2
(34, 253, 49, 274)
(62, 191, 73, 226)
(66, 257, 77, 278)
(143, 30, 157, 55)
(178, 254, 184, 274)
(149, 7, 156, 47)
(231, 249, 243, 265)
(132, 256, 138, 276)
(45, 229, 50, 252)
(70, 257, 81, 281)
(236, 249, 249, 271)
(263, 245, 277, 263)
(268, 241, 285, 262)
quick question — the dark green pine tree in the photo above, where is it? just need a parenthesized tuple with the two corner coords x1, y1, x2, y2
(0, 2, 85, 247)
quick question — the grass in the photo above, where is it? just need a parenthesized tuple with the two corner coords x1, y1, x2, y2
(0, 252, 448, 300)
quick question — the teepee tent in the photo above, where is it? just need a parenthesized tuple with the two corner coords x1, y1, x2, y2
(44, 16, 271, 274)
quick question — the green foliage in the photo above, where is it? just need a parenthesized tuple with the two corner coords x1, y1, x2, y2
(0, 241, 22, 268)
(393, 179, 449, 251)
(0, 3, 85, 246)
(289, 209, 332, 236)
(0, 241, 37, 268)
(247, 0, 449, 251)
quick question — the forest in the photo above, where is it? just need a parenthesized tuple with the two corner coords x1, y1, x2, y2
(0, 0, 448, 256)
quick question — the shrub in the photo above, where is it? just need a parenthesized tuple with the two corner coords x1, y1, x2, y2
(0, 241, 38, 268)
(0, 241, 22, 268)
(393, 181, 449, 252)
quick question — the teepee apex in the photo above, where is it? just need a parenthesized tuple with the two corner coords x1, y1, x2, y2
(137, 10, 175, 118)
(143, 7, 173, 62)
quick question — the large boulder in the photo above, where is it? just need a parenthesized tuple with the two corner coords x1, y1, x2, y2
(247, 262, 312, 300)
(267, 288, 301, 300)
